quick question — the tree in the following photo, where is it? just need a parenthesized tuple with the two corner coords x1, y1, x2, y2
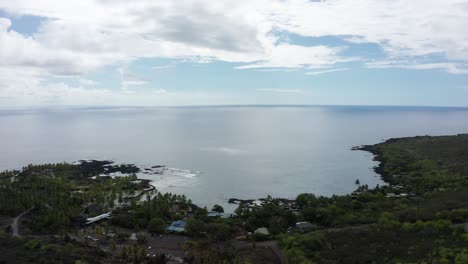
(186, 219, 206, 236)
(355, 179, 360, 186)
(206, 223, 231, 241)
(148, 217, 165, 234)
(212, 204, 224, 213)
(296, 193, 317, 208)
(455, 251, 468, 264)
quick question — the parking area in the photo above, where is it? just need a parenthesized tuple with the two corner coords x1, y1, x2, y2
(70, 226, 191, 261)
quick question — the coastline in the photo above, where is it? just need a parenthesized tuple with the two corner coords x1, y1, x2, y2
(2, 134, 468, 263)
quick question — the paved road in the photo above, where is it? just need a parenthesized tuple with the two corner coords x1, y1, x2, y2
(70, 232, 188, 260)
(11, 207, 33, 237)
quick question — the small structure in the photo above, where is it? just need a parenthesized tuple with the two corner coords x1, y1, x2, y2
(386, 193, 398, 198)
(169, 205, 180, 214)
(207, 211, 223, 218)
(85, 212, 111, 225)
(296, 221, 317, 233)
(130, 232, 149, 241)
(221, 213, 234, 219)
(187, 204, 196, 213)
(252, 200, 263, 207)
(254, 227, 270, 236)
(166, 220, 187, 232)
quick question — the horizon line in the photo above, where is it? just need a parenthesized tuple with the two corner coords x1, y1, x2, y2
(2, 103, 468, 110)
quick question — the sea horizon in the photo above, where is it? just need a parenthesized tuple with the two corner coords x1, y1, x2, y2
(3, 103, 468, 111)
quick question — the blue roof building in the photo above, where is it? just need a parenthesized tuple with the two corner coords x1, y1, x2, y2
(207, 211, 223, 218)
(166, 220, 187, 232)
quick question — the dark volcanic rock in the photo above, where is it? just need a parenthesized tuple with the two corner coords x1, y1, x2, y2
(77, 160, 140, 177)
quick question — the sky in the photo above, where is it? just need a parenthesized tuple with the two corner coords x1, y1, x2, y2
(1, 0, 468, 107)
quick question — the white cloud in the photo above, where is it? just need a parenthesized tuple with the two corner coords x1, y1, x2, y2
(0, 79, 235, 107)
(236, 44, 350, 69)
(122, 80, 146, 86)
(366, 61, 468, 74)
(152, 89, 168, 94)
(79, 78, 98, 86)
(200, 147, 244, 155)
(1, 0, 468, 72)
(152, 65, 173, 70)
(254, 68, 298, 72)
(306, 68, 348, 75)
(256, 88, 302, 93)
(0, 81, 113, 106)
(0, 1, 352, 74)
(118, 68, 148, 87)
(1, 0, 468, 105)
(272, 0, 468, 62)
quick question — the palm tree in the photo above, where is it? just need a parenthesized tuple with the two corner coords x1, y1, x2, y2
(355, 179, 360, 186)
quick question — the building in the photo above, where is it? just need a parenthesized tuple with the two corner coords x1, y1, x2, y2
(169, 205, 180, 213)
(85, 212, 111, 225)
(296, 221, 317, 233)
(254, 227, 270, 236)
(166, 220, 187, 232)
(207, 211, 223, 218)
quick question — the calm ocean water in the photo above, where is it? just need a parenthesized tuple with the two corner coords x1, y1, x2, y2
(2, 105, 468, 210)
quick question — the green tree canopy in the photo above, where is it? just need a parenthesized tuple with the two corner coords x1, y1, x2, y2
(148, 217, 166, 234)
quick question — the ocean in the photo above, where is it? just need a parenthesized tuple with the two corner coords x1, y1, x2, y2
(2, 105, 468, 211)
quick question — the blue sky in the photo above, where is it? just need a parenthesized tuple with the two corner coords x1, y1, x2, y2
(1, 1, 468, 107)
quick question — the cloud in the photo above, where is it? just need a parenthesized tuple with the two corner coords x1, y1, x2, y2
(256, 88, 302, 93)
(236, 44, 348, 69)
(152, 89, 168, 94)
(2, 0, 468, 72)
(366, 61, 468, 74)
(1, 0, 468, 105)
(118, 68, 148, 87)
(272, 0, 468, 62)
(152, 65, 173, 70)
(0, 80, 234, 107)
(200, 147, 244, 155)
(254, 68, 298, 72)
(0, 81, 113, 106)
(79, 78, 98, 86)
(0, 18, 100, 77)
(122, 80, 147, 86)
(306, 68, 348, 75)
(0, 1, 351, 75)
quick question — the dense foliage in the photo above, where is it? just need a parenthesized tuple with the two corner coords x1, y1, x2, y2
(0, 231, 108, 263)
(0, 162, 147, 233)
(280, 134, 468, 263)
